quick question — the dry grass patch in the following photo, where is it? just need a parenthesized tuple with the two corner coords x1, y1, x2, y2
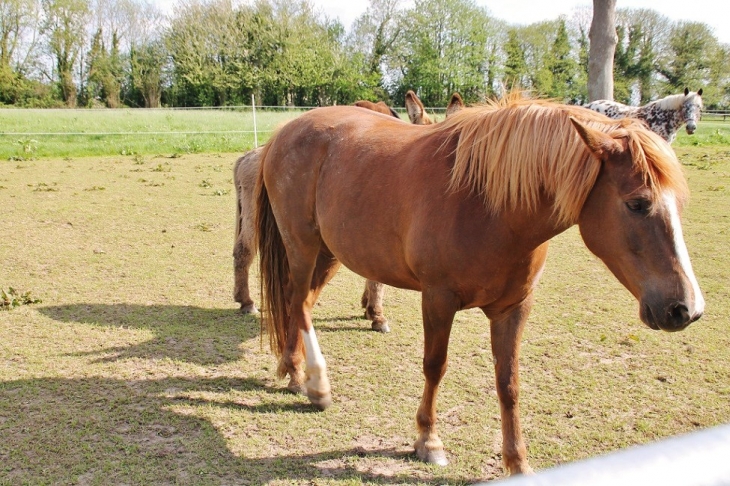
(1, 147, 729, 485)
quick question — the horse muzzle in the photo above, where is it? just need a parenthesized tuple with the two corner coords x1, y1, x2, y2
(686, 123, 697, 135)
(640, 300, 702, 332)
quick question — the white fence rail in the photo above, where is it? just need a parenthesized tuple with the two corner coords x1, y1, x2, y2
(485, 423, 730, 486)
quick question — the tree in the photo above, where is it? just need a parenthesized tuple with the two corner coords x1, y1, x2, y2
(42, 0, 90, 107)
(85, 28, 122, 106)
(547, 18, 579, 101)
(392, 0, 493, 106)
(348, 0, 403, 101)
(503, 28, 527, 90)
(1, 0, 43, 103)
(587, 0, 617, 101)
(658, 21, 717, 94)
(128, 39, 165, 107)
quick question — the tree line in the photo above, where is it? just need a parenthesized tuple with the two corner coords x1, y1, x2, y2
(2, 0, 729, 109)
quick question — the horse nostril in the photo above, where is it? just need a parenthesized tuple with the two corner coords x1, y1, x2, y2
(668, 302, 690, 327)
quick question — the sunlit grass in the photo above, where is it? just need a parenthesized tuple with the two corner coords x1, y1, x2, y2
(0, 108, 307, 159)
(0, 146, 728, 484)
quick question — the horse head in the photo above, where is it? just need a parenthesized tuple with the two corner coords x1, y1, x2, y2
(682, 88, 703, 135)
(571, 117, 704, 332)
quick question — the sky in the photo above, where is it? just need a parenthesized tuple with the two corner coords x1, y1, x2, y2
(306, 0, 730, 45)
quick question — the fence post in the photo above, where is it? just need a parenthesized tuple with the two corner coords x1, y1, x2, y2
(252, 94, 258, 148)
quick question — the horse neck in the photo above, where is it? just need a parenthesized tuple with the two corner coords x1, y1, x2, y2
(637, 102, 683, 137)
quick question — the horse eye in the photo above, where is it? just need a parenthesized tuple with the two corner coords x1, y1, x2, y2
(626, 199, 650, 214)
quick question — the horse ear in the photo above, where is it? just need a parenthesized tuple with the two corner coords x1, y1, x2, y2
(570, 117, 622, 162)
(405, 90, 432, 125)
(697, 88, 703, 96)
(684, 87, 689, 96)
(446, 93, 464, 117)
(405, 90, 422, 124)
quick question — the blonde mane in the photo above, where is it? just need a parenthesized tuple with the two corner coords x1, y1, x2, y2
(435, 92, 689, 225)
(654, 91, 703, 111)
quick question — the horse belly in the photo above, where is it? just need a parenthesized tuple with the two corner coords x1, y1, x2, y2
(315, 160, 424, 291)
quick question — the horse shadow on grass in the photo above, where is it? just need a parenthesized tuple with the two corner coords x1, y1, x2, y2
(39, 303, 261, 366)
(0, 375, 463, 485)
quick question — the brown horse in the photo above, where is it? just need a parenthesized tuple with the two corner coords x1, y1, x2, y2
(353, 99, 400, 118)
(254, 93, 704, 475)
(234, 95, 462, 326)
(405, 90, 464, 124)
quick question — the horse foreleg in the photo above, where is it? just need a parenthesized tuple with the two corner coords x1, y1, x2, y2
(413, 289, 459, 466)
(488, 295, 534, 476)
(361, 279, 389, 332)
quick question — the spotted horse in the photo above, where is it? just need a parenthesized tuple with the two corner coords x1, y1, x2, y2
(584, 88, 703, 143)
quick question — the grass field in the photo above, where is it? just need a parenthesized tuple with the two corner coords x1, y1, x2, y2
(0, 108, 311, 159)
(1, 118, 729, 484)
(3, 106, 725, 160)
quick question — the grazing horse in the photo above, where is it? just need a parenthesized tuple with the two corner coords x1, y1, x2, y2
(584, 88, 703, 143)
(254, 93, 704, 475)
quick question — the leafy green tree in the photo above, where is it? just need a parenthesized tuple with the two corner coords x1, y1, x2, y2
(503, 28, 528, 90)
(85, 28, 123, 106)
(392, 0, 494, 106)
(547, 18, 579, 101)
(348, 0, 403, 102)
(658, 21, 717, 94)
(127, 39, 165, 107)
(42, 0, 90, 106)
(1, 0, 43, 104)
(165, 0, 240, 105)
(517, 21, 559, 96)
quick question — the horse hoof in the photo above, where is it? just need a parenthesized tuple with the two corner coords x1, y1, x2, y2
(307, 390, 332, 411)
(286, 379, 307, 395)
(239, 303, 258, 314)
(371, 320, 390, 333)
(416, 448, 448, 466)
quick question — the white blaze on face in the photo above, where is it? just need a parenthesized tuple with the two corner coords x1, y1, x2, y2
(663, 193, 705, 317)
(301, 328, 327, 386)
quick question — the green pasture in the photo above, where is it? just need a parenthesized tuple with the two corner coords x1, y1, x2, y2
(0, 139, 729, 483)
(0, 108, 310, 159)
(0, 106, 728, 159)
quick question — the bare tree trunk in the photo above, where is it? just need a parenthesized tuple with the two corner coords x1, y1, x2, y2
(588, 0, 617, 101)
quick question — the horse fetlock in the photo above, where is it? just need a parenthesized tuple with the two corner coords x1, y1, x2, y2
(502, 444, 532, 475)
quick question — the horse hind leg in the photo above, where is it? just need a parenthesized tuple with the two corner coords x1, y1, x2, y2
(233, 235, 258, 314)
(361, 280, 389, 332)
(282, 247, 341, 410)
(233, 152, 259, 314)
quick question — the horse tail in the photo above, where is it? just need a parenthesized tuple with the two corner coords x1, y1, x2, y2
(254, 145, 290, 374)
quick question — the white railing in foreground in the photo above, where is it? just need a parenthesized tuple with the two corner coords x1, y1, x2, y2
(483, 423, 730, 486)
